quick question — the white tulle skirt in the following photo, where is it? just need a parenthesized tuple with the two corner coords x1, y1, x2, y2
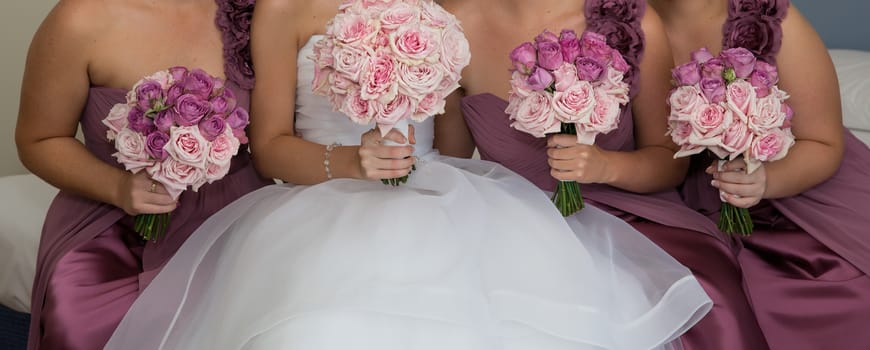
(105, 156, 710, 350)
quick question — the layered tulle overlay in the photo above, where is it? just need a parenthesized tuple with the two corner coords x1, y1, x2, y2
(105, 36, 710, 350)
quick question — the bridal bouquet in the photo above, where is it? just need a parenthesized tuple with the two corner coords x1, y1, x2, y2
(103, 67, 249, 241)
(667, 47, 795, 235)
(310, 0, 470, 185)
(506, 29, 630, 216)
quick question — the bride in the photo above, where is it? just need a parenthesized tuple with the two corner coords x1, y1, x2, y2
(106, 0, 711, 349)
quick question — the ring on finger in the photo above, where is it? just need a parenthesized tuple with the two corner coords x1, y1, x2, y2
(149, 181, 157, 193)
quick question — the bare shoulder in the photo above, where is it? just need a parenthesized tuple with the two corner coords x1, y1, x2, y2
(40, 0, 112, 39)
(780, 4, 825, 49)
(254, 0, 342, 40)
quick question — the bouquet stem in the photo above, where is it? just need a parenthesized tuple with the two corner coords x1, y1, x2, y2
(551, 122, 584, 216)
(134, 213, 171, 242)
(718, 202, 753, 236)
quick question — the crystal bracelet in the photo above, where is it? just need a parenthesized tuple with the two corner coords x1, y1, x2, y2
(324, 143, 341, 180)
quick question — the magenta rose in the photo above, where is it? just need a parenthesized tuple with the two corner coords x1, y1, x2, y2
(526, 66, 555, 91)
(537, 41, 564, 71)
(198, 116, 227, 141)
(701, 58, 726, 79)
(691, 48, 715, 64)
(559, 30, 582, 63)
(672, 61, 701, 86)
(154, 109, 177, 133)
(669, 86, 706, 120)
(135, 80, 164, 111)
(610, 50, 630, 73)
(145, 131, 170, 161)
(700, 77, 726, 103)
(168, 66, 189, 82)
(165, 82, 185, 106)
(166, 125, 208, 167)
(552, 81, 596, 124)
(173, 94, 211, 126)
(729, 0, 788, 18)
(749, 128, 793, 162)
(183, 69, 217, 99)
(510, 42, 537, 74)
(509, 91, 560, 138)
(126, 107, 155, 134)
(575, 57, 605, 82)
(552, 63, 579, 92)
(749, 60, 779, 97)
(723, 16, 781, 61)
(579, 31, 614, 63)
(534, 30, 559, 44)
(225, 107, 250, 132)
(720, 47, 757, 78)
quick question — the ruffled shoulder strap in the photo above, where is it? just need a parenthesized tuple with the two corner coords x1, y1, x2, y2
(215, 0, 256, 89)
(722, 0, 789, 64)
(585, 0, 645, 96)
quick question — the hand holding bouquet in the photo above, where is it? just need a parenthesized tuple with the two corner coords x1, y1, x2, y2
(667, 47, 795, 235)
(506, 29, 630, 216)
(310, 0, 470, 185)
(103, 67, 250, 241)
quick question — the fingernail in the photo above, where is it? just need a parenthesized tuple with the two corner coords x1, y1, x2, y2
(711, 180, 719, 187)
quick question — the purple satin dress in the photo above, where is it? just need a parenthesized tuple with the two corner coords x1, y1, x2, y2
(460, 1, 768, 349)
(27, 2, 270, 349)
(679, 1, 870, 349)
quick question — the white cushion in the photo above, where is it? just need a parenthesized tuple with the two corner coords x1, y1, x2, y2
(0, 174, 57, 313)
(830, 49, 870, 144)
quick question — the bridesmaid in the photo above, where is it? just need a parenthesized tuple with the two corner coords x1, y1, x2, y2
(439, 0, 768, 348)
(648, 0, 870, 349)
(14, 0, 270, 348)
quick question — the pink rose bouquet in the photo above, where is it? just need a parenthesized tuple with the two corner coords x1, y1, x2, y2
(310, 0, 469, 186)
(506, 29, 630, 216)
(667, 47, 795, 235)
(104, 67, 249, 241)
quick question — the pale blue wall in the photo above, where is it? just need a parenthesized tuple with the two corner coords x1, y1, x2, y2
(791, 0, 870, 51)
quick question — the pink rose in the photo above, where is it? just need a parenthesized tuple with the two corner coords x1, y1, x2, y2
(207, 129, 240, 168)
(509, 91, 560, 138)
(610, 50, 630, 74)
(390, 25, 440, 65)
(103, 103, 131, 140)
(379, 2, 419, 29)
(668, 120, 694, 146)
(134, 80, 165, 111)
(509, 70, 533, 98)
(720, 47, 757, 79)
(166, 125, 209, 168)
(688, 104, 732, 147)
(420, 0, 454, 28)
(126, 107, 155, 134)
(720, 118, 754, 159)
(526, 66, 554, 91)
(330, 72, 356, 96)
(375, 94, 414, 134)
(579, 31, 614, 64)
(510, 42, 537, 74)
(534, 30, 559, 44)
(340, 89, 375, 124)
(725, 79, 756, 120)
(333, 45, 370, 82)
(359, 52, 398, 103)
(749, 128, 794, 163)
(672, 61, 701, 86)
(197, 116, 227, 141)
(749, 94, 787, 132)
(414, 92, 445, 121)
(700, 77, 726, 103)
(552, 81, 596, 124)
(781, 102, 794, 128)
(559, 29, 582, 63)
(168, 66, 189, 82)
(150, 158, 205, 200)
(701, 58, 726, 79)
(577, 89, 621, 142)
(331, 13, 378, 46)
(439, 26, 471, 79)
(598, 67, 630, 104)
(668, 86, 706, 121)
(575, 57, 605, 82)
(113, 128, 152, 172)
(552, 63, 579, 92)
(397, 62, 443, 96)
(145, 70, 174, 89)
(749, 61, 779, 97)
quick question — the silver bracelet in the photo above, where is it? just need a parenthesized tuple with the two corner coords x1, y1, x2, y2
(323, 143, 341, 180)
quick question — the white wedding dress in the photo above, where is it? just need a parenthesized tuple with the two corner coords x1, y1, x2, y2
(105, 36, 711, 350)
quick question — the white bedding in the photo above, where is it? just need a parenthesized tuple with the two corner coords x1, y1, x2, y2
(2, 50, 869, 315)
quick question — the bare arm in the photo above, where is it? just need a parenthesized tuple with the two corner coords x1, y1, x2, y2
(15, 2, 174, 214)
(434, 88, 476, 158)
(761, 5, 843, 198)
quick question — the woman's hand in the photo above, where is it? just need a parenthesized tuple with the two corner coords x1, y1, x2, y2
(708, 158, 767, 208)
(358, 125, 417, 180)
(115, 172, 177, 216)
(547, 134, 612, 184)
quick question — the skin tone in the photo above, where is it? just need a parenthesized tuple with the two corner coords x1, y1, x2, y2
(438, 0, 687, 194)
(649, 0, 844, 208)
(15, 0, 231, 216)
(249, 0, 418, 185)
